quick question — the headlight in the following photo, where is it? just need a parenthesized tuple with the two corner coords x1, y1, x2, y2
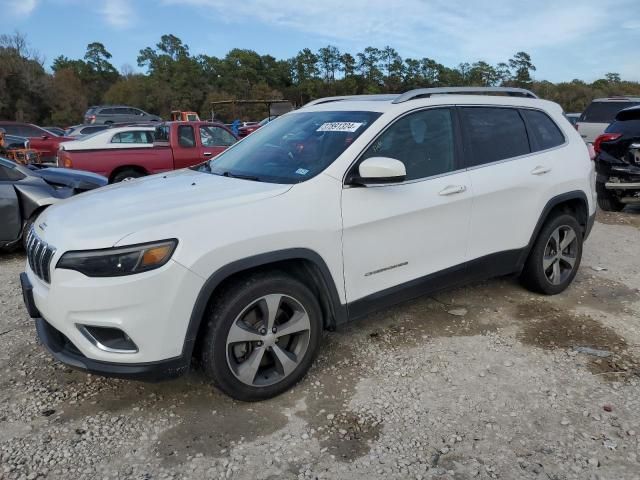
(56, 240, 177, 277)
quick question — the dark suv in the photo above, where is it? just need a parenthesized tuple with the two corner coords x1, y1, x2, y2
(85, 106, 161, 125)
(594, 106, 640, 211)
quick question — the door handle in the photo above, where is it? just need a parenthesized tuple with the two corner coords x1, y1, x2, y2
(203, 152, 213, 157)
(438, 185, 466, 196)
(531, 165, 551, 176)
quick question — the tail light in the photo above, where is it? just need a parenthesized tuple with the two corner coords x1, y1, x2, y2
(87, 115, 96, 124)
(593, 133, 622, 155)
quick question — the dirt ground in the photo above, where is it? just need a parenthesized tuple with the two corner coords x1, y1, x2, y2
(1, 210, 639, 480)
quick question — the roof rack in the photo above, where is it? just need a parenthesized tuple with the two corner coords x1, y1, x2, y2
(392, 87, 538, 103)
(304, 94, 398, 107)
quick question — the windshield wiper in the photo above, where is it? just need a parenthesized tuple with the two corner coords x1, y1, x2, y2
(219, 171, 262, 182)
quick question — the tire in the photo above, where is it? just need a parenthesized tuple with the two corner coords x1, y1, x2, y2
(111, 169, 144, 183)
(520, 213, 583, 295)
(200, 272, 323, 401)
(596, 181, 624, 212)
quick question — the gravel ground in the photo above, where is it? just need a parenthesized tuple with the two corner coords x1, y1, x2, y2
(1, 210, 639, 480)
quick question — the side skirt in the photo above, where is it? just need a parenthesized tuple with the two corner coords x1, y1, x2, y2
(346, 248, 525, 321)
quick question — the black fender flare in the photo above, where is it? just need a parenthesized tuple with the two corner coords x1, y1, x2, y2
(516, 190, 590, 269)
(181, 248, 346, 359)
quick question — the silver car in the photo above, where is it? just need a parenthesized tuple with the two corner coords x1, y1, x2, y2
(84, 106, 162, 125)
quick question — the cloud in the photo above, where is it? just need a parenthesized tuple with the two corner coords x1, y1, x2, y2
(163, 0, 634, 64)
(6, 0, 38, 16)
(100, 0, 135, 28)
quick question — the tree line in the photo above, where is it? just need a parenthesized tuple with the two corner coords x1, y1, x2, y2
(1, 32, 639, 126)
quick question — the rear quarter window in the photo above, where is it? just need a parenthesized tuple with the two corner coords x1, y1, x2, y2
(605, 119, 640, 135)
(580, 102, 640, 123)
(521, 109, 565, 151)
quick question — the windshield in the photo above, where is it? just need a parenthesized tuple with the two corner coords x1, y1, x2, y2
(197, 110, 381, 183)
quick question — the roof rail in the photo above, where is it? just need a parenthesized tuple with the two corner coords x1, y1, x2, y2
(392, 87, 538, 103)
(304, 94, 398, 107)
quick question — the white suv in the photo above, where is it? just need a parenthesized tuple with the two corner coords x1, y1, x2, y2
(576, 96, 640, 143)
(21, 87, 596, 401)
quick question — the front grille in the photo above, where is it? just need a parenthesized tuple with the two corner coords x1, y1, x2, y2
(26, 226, 56, 283)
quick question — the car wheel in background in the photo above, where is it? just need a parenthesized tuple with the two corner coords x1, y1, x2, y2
(596, 181, 624, 212)
(520, 213, 583, 295)
(200, 272, 323, 401)
(111, 169, 144, 183)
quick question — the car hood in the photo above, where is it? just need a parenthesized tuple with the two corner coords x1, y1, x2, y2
(37, 169, 292, 249)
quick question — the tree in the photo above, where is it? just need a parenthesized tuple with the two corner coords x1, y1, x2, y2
(508, 51, 536, 86)
(356, 47, 383, 88)
(48, 68, 87, 125)
(318, 45, 341, 82)
(605, 72, 621, 84)
(340, 53, 356, 77)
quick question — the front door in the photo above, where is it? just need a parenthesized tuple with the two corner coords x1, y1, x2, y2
(341, 107, 472, 312)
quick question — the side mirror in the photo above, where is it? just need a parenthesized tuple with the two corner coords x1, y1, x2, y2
(353, 157, 406, 185)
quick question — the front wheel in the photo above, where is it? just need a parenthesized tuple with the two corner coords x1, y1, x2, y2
(520, 213, 583, 295)
(200, 272, 323, 401)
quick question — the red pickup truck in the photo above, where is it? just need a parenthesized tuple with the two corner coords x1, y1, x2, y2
(58, 121, 238, 183)
(0, 121, 73, 163)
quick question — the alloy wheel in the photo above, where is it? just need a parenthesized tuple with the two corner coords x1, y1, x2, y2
(225, 294, 311, 387)
(543, 225, 578, 285)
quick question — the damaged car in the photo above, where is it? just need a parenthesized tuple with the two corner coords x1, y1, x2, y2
(594, 105, 640, 211)
(0, 157, 107, 251)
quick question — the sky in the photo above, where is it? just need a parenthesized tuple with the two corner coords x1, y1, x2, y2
(3, 0, 640, 82)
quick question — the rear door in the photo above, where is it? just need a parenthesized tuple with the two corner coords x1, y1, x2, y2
(198, 125, 237, 161)
(461, 106, 564, 265)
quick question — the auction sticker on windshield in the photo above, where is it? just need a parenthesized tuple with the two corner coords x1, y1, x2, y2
(317, 122, 363, 132)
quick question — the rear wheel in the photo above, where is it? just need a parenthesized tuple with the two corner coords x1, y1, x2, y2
(200, 272, 322, 401)
(520, 213, 583, 295)
(596, 181, 624, 212)
(111, 169, 144, 183)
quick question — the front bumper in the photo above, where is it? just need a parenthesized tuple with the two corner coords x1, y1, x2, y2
(21, 255, 204, 379)
(34, 317, 189, 381)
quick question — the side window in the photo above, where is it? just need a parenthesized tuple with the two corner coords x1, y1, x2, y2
(200, 126, 236, 147)
(14, 125, 41, 137)
(521, 109, 565, 151)
(460, 107, 530, 166)
(360, 108, 456, 181)
(143, 131, 155, 143)
(178, 125, 195, 148)
(0, 125, 18, 135)
(111, 131, 153, 144)
(100, 108, 116, 115)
